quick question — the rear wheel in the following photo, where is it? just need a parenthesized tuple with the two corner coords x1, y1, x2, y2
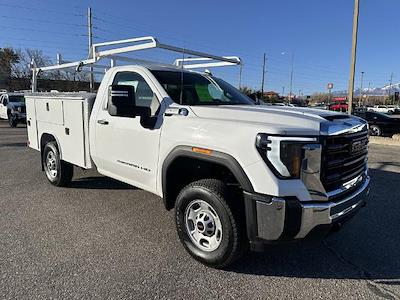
(42, 142, 73, 187)
(369, 125, 382, 136)
(175, 179, 246, 268)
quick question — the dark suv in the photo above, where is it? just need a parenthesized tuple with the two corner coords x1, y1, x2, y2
(0, 93, 26, 127)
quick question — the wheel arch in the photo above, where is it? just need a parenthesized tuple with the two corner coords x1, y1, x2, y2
(40, 133, 62, 170)
(161, 146, 254, 210)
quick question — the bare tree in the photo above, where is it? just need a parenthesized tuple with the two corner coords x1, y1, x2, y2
(310, 92, 331, 105)
(239, 86, 254, 96)
(12, 48, 90, 82)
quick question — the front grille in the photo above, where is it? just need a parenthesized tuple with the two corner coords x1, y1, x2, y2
(321, 129, 368, 194)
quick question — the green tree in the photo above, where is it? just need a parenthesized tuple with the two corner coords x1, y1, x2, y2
(239, 86, 254, 96)
(0, 48, 20, 86)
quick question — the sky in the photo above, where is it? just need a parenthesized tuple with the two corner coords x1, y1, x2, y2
(0, 0, 399, 95)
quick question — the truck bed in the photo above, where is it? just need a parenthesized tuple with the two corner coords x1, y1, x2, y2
(25, 92, 96, 169)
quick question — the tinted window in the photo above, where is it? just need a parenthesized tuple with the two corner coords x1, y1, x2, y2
(355, 112, 366, 119)
(151, 70, 253, 106)
(9, 96, 25, 103)
(112, 72, 159, 115)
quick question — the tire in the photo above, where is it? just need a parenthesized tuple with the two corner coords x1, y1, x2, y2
(42, 142, 73, 187)
(369, 125, 382, 136)
(8, 113, 17, 128)
(175, 179, 246, 268)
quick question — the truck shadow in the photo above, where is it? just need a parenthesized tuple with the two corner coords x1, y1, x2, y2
(0, 142, 27, 148)
(69, 176, 137, 190)
(228, 167, 400, 282)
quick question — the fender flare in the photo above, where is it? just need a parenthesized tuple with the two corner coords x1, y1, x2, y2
(161, 146, 254, 210)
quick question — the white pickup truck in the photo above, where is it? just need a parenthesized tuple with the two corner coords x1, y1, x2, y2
(368, 105, 394, 114)
(26, 37, 370, 268)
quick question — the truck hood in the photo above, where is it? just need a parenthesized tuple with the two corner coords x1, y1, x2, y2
(189, 105, 366, 136)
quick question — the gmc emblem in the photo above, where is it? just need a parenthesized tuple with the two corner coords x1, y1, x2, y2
(351, 139, 367, 154)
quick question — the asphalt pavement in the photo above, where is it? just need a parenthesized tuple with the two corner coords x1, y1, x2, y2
(0, 120, 399, 299)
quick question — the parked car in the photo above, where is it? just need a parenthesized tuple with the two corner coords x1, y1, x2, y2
(387, 105, 400, 115)
(0, 92, 26, 127)
(311, 103, 328, 110)
(25, 36, 370, 268)
(368, 105, 395, 114)
(353, 110, 400, 136)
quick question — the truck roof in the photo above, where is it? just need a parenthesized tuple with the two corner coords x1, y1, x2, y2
(3, 92, 25, 96)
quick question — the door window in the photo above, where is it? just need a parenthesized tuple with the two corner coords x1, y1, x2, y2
(111, 72, 159, 116)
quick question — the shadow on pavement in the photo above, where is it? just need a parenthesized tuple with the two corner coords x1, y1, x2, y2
(0, 142, 28, 148)
(228, 167, 400, 282)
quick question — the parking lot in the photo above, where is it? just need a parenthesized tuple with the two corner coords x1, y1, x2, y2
(0, 120, 399, 299)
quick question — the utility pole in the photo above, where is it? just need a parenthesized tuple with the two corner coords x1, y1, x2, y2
(282, 86, 285, 98)
(238, 64, 243, 89)
(87, 7, 94, 92)
(289, 54, 294, 104)
(366, 81, 371, 104)
(261, 53, 267, 96)
(359, 71, 364, 106)
(388, 72, 393, 104)
(347, 0, 360, 114)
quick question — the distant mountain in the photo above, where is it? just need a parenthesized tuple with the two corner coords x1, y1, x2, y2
(333, 83, 400, 96)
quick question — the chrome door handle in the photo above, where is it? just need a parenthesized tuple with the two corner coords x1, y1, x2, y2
(164, 108, 189, 116)
(97, 119, 109, 125)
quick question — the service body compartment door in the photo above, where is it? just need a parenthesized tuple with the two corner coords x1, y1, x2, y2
(36, 98, 64, 125)
(25, 97, 39, 150)
(62, 100, 87, 167)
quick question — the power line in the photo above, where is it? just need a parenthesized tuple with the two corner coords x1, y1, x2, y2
(0, 15, 86, 27)
(92, 13, 358, 85)
(1, 25, 87, 38)
(0, 2, 85, 16)
(0, 36, 87, 49)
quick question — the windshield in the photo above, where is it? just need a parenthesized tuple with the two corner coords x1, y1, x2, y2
(151, 70, 254, 106)
(9, 96, 25, 103)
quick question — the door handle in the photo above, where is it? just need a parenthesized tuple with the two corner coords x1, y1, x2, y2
(97, 119, 109, 125)
(164, 108, 189, 116)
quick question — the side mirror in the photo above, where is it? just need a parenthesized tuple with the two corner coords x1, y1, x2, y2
(108, 85, 136, 117)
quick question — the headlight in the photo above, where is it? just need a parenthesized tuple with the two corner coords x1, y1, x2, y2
(256, 133, 319, 179)
(17, 107, 22, 112)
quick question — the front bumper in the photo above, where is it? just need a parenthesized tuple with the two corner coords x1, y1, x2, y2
(244, 176, 370, 249)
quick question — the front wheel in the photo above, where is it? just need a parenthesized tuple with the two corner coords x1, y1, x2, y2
(175, 179, 246, 268)
(8, 113, 17, 127)
(42, 142, 73, 187)
(369, 125, 382, 136)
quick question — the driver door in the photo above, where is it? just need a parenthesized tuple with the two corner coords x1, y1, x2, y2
(94, 70, 162, 193)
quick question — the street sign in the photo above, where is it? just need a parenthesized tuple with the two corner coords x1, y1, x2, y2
(327, 83, 334, 90)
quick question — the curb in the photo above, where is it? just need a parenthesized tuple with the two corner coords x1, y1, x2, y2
(369, 135, 400, 147)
